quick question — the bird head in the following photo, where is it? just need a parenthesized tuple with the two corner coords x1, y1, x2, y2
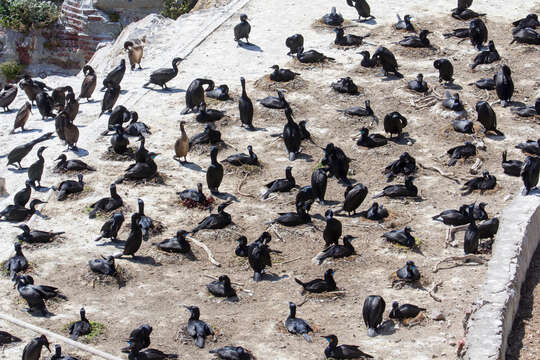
(325, 209, 334, 220)
(236, 236, 247, 244)
(39, 335, 51, 352)
(240, 14, 248, 22)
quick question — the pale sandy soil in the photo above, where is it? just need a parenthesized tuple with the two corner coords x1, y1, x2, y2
(0, 0, 539, 359)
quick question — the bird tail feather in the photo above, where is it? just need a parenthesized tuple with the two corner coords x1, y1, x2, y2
(195, 336, 205, 348)
(294, 278, 305, 287)
(372, 191, 384, 198)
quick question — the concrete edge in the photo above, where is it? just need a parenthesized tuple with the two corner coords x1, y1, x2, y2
(464, 192, 540, 360)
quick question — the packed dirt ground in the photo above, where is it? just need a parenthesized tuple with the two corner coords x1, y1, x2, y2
(1, 0, 539, 359)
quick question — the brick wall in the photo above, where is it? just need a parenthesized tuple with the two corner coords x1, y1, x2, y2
(53, 0, 116, 66)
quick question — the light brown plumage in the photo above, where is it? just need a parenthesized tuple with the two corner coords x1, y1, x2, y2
(124, 40, 144, 70)
(175, 121, 189, 162)
(12, 101, 32, 133)
(65, 91, 79, 121)
(79, 65, 97, 102)
(63, 117, 79, 150)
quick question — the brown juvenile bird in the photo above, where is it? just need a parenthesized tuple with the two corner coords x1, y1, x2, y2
(11, 101, 32, 133)
(175, 121, 189, 163)
(63, 117, 79, 150)
(124, 40, 144, 70)
(78, 65, 97, 102)
(55, 111, 69, 141)
(65, 90, 79, 121)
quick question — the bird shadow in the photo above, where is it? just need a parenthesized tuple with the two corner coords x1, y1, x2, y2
(389, 133, 416, 145)
(123, 255, 161, 266)
(175, 159, 203, 172)
(213, 192, 240, 202)
(23, 309, 55, 318)
(296, 153, 313, 162)
(260, 272, 289, 282)
(380, 74, 404, 81)
(225, 296, 240, 303)
(506, 101, 526, 108)
(319, 200, 340, 206)
(2, 109, 16, 114)
(524, 188, 540, 197)
(311, 213, 325, 222)
(119, 90, 129, 95)
(238, 42, 263, 52)
(34, 186, 51, 193)
(96, 239, 126, 249)
(245, 126, 267, 132)
(69, 147, 89, 157)
(17, 128, 42, 134)
(485, 133, 505, 141)
(377, 320, 396, 335)
(150, 87, 186, 94)
(7, 167, 28, 173)
(354, 18, 377, 25)
(443, 83, 463, 90)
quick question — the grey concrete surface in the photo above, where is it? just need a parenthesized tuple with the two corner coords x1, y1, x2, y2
(465, 190, 540, 360)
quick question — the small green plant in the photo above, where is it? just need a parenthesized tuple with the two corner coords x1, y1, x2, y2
(161, 0, 193, 20)
(0, 0, 60, 32)
(0, 61, 23, 81)
(63, 321, 105, 342)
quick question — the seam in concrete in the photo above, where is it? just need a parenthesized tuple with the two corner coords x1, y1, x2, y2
(464, 191, 540, 360)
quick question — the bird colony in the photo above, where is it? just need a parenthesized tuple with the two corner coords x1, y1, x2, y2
(0, 0, 539, 359)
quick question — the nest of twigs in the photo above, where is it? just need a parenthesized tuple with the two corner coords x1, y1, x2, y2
(253, 75, 308, 92)
(81, 265, 130, 289)
(224, 163, 264, 177)
(122, 172, 168, 186)
(100, 147, 136, 161)
(189, 141, 229, 155)
(180, 196, 215, 210)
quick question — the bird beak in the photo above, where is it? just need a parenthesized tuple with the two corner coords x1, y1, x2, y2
(54, 156, 62, 161)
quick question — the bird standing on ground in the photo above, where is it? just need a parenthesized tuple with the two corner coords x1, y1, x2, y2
(79, 65, 97, 102)
(239, 77, 254, 130)
(144, 57, 183, 90)
(6, 242, 28, 280)
(521, 156, 540, 195)
(234, 14, 251, 44)
(22, 335, 50, 360)
(323, 210, 342, 247)
(347, 0, 374, 22)
(11, 101, 32, 133)
(495, 65, 514, 107)
(206, 146, 224, 194)
(363, 295, 385, 337)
